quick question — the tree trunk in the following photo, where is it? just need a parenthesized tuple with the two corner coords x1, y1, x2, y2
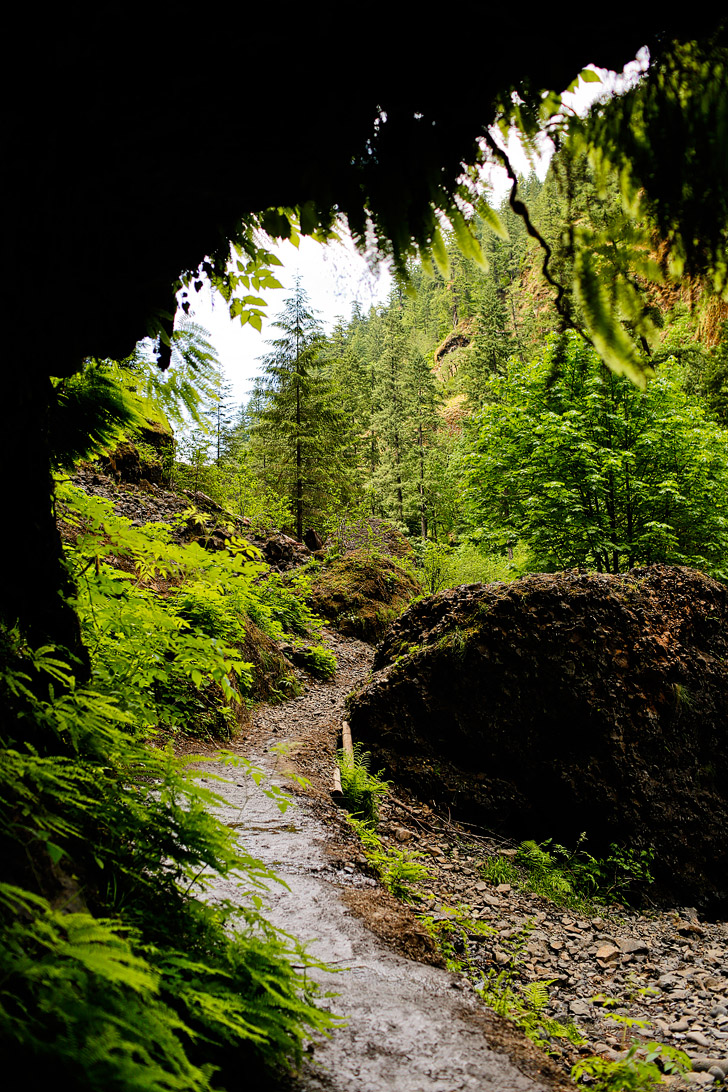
(295, 376, 303, 541)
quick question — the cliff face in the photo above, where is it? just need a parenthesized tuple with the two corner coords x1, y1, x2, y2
(348, 566, 728, 913)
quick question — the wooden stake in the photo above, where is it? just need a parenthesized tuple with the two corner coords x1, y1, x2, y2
(342, 720, 354, 760)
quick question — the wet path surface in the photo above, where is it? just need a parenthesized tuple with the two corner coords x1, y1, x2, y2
(197, 631, 559, 1091)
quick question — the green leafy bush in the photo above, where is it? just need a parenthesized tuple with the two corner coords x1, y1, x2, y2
(414, 538, 531, 595)
(517, 838, 655, 907)
(0, 484, 339, 1087)
(480, 854, 520, 887)
(572, 1042, 691, 1091)
(0, 627, 336, 1089)
(299, 644, 337, 679)
(481, 837, 655, 910)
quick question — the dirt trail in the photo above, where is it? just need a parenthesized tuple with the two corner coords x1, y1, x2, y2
(199, 631, 567, 1092)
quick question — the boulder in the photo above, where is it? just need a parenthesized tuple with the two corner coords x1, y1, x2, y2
(308, 550, 421, 643)
(348, 566, 728, 913)
(260, 532, 311, 571)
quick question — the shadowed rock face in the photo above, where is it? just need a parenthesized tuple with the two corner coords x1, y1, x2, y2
(348, 566, 728, 914)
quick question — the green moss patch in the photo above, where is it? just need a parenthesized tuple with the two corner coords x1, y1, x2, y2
(307, 551, 421, 643)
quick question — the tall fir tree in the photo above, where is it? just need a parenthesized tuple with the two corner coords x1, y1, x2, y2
(251, 282, 350, 539)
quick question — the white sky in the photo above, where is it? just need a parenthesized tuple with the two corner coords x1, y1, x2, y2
(180, 234, 393, 407)
(178, 53, 646, 412)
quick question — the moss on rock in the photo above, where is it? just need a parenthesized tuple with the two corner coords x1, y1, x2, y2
(307, 551, 421, 644)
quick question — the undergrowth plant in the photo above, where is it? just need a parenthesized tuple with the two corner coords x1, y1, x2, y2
(57, 482, 330, 735)
(338, 747, 431, 901)
(572, 1042, 691, 1091)
(478, 971, 586, 1054)
(420, 907, 585, 1055)
(296, 644, 337, 680)
(0, 627, 337, 1090)
(419, 905, 495, 976)
(337, 743, 390, 823)
(569, 995, 692, 1089)
(481, 836, 655, 911)
(347, 817, 432, 902)
(0, 483, 341, 1088)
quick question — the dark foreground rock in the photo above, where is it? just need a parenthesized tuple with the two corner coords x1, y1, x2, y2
(348, 566, 728, 914)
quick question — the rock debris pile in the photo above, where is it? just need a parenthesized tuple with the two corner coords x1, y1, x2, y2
(372, 792, 728, 1089)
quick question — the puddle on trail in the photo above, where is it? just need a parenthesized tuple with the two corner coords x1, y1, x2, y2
(199, 755, 555, 1092)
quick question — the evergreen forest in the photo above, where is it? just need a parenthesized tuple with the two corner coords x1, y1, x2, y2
(181, 161, 728, 591)
(3, 22, 728, 1092)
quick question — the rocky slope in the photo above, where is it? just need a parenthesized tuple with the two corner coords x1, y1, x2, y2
(307, 550, 422, 643)
(348, 567, 728, 914)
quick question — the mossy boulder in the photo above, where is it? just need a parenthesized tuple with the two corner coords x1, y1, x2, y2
(348, 565, 728, 913)
(307, 551, 421, 644)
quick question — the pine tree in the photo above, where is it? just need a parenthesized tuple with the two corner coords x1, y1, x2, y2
(403, 348, 441, 538)
(252, 282, 349, 540)
(205, 364, 236, 464)
(371, 305, 409, 525)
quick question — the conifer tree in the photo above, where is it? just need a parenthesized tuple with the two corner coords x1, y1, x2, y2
(371, 305, 409, 525)
(252, 282, 349, 539)
(403, 347, 441, 537)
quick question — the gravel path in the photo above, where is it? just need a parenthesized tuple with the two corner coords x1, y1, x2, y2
(69, 469, 728, 1086)
(211, 628, 728, 1090)
(201, 630, 568, 1092)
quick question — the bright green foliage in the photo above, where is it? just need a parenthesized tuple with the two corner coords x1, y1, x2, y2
(346, 817, 432, 903)
(0, 622, 336, 1090)
(480, 854, 521, 887)
(421, 905, 585, 1054)
(482, 837, 655, 910)
(337, 743, 390, 824)
(58, 483, 257, 738)
(50, 363, 152, 470)
(296, 645, 337, 680)
(339, 746, 431, 902)
(58, 483, 331, 733)
(572, 1042, 691, 1091)
(478, 970, 585, 1054)
(413, 539, 531, 595)
(143, 320, 223, 431)
(463, 332, 728, 575)
(574, 41, 728, 303)
(257, 568, 322, 639)
(0, 481, 339, 1082)
(419, 905, 495, 977)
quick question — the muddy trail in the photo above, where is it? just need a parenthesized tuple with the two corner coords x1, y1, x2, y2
(197, 629, 728, 1091)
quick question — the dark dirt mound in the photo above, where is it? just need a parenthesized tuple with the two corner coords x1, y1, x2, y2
(348, 565, 728, 914)
(307, 551, 422, 643)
